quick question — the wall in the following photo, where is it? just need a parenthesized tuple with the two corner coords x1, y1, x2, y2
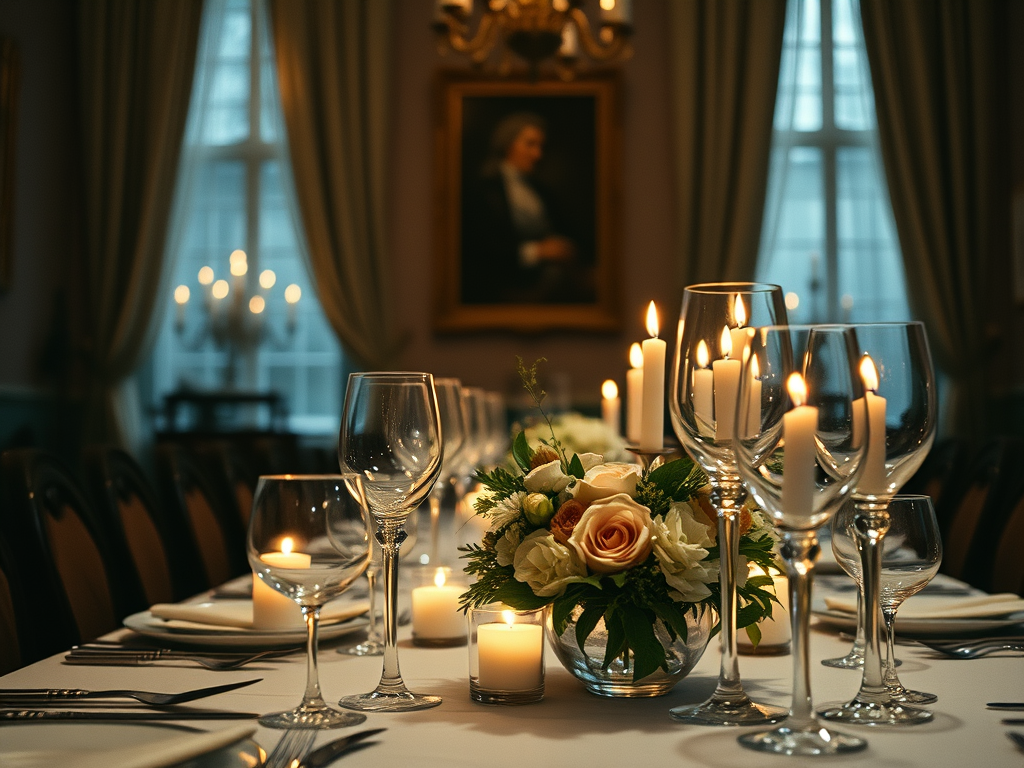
(389, 0, 678, 411)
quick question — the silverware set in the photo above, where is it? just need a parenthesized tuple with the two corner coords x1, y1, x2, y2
(0, 677, 261, 707)
(64, 644, 289, 670)
(917, 636, 1024, 659)
(264, 728, 385, 768)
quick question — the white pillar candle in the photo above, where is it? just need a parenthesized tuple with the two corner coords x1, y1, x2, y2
(601, 380, 621, 435)
(640, 302, 666, 451)
(692, 339, 715, 436)
(730, 294, 751, 372)
(712, 327, 741, 441)
(252, 538, 311, 630)
(558, 21, 579, 58)
(412, 568, 466, 642)
(738, 565, 790, 650)
(855, 355, 888, 495)
(477, 612, 543, 691)
(600, 0, 632, 25)
(626, 343, 644, 444)
(781, 374, 819, 518)
(743, 353, 762, 437)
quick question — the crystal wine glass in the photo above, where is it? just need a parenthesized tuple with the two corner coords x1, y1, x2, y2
(831, 494, 942, 704)
(668, 282, 789, 726)
(452, 386, 488, 528)
(818, 322, 937, 727)
(734, 325, 868, 755)
(339, 516, 384, 657)
(427, 378, 467, 566)
(337, 372, 444, 712)
(247, 475, 370, 729)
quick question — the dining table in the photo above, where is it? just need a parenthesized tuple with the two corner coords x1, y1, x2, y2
(1, 532, 1022, 768)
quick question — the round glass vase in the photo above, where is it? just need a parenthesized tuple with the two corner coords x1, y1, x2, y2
(545, 605, 713, 698)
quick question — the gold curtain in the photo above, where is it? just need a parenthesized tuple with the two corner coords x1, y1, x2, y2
(268, 0, 399, 370)
(860, 0, 1010, 440)
(77, 0, 203, 444)
(668, 0, 787, 286)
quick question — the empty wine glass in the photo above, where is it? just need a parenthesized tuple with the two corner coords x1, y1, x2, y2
(831, 494, 942, 704)
(818, 322, 937, 727)
(426, 378, 467, 566)
(247, 475, 370, 729)
(337, 372, 443, 712)
(340, 518, 384, 657)
(452, 386, 488, 526)
(734, 325, 868, 755)
(668, 282, 789, 726)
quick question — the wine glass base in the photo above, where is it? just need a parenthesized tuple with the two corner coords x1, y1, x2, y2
(817, 698, 933, 726)
(337, 689, 442, 713)
(338, 639, 384, 657)
(259, 703, 367, 730)
(887, 686, 937, 705)
(669, 695, 788, 726)
(821, 651, 863, 669)
(738, 724, 867, 755)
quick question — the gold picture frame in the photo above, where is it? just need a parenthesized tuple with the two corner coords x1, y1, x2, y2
(0, 38, 18, 293)
(433, 72, 621, 333)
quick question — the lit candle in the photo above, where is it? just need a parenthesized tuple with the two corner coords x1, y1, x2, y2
(712, 326, 741, 440)
(477, 610, 543, 691)
(173, 285, 190, 332)
(692, 339, 714, 436)
(559, 21, 579, 58)
(854, 354, 887, 494)
(412, 568, 466, 645)
(738, 564, 790, 651)
(743, 353, 763, 437)
(599, 0, 632, 25)
(229, 249, 248, 294)
(640, 302, 666, 451)
(285, 283, 301, 332)
(729, 294, 751, 368)
(626, 343, 644, 444)
(601, 379, 620, 435)
(252, 537, 311, 630)
(211, 278, 229, 319)
(782, 373, 819, 518)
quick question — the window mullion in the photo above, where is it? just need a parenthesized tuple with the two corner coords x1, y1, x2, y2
(820, 0, 840, 321)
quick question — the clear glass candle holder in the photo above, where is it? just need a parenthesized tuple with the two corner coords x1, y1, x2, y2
(411, 565, 468, 647)
(469, 604, 545, 705)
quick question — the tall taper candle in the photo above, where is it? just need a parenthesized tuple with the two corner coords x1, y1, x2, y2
(626, 343, 644, 444)
(640, 302, 665, 451)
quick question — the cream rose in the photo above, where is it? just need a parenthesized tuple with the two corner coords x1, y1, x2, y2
(572, 462, 642, 504)
(651, 503, 717, 602)
(568, 493, 653, 573)
(513, 529, 587, 597)
(524, 459, 573, 494)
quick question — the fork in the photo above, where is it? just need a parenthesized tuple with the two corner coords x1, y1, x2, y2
(918, 638, 1024, 659)
(63, 650, 278, 671)
(265, 727, 318, 768)
(0, 678, 260, 707)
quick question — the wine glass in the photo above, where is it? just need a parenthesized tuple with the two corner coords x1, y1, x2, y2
(247, 475, 370, 729)
(426, 378, 467, 566)
(340, 517, 384, 657)
(337, 372, 443, 712)
(452, 386, 487, 527)
(831, 494, 942, 704)
(734, 325, 868, 755)
(818, 321, 937, 727)
(668, 282, 789, 726)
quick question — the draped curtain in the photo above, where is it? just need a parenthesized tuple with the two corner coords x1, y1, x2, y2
(668, 0, 788, 286)
(860, 0, 1009, 440)
(268, 0, 399, 370)
(77, 0, 203, 445)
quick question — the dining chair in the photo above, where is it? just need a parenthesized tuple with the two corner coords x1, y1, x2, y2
(990, 480, 1024, 596)
(0, 533, 27, 673)
(194, 440, 259, 529)
(902, 437, 969, 523)
(0, 449, 133, 658)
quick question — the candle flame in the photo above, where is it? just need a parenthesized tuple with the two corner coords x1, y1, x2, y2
(733, 294, 747, 328)
(174, 285, 190, 305)
(629, 342, 644, 369)
(197, 266, 214, 285)
(502, 610, 515, 627)
(787, 373, 808, 407)
(211, 279, 229, 299)
(696, 339, 710, 368)
(434, 568, 446, 588)
(720, 326, 733, 359)
(750, 354, 760, 379)
(281, 537, 294, 555)
(602, 379, 618, 399)
(645, 301, 659, 338)
(860, 354, 879, 392)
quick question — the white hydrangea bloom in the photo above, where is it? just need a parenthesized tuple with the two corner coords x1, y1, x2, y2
(513, 529, 587, 597)
(651, 503, 718, 603)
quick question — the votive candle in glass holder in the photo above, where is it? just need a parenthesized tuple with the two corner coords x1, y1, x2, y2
(469, 604, 545, 705)
(412, 566, 467, 647)
(737, 564, 790, 655)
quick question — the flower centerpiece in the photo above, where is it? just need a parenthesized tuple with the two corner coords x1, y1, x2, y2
(460, 360, 782, 695)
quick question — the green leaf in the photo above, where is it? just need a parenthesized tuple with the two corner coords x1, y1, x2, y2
(568, 453, 586, 479)
(745, 623, 762, 649)
(574, 604, 605, 650)
(512, 431, 533, 474)
(651, 601, 690, 643)
(601, 608, 628, 670)
(492, 580, 550, 611)
(646, 456, 706, 502)
(620, 604, 668, 681)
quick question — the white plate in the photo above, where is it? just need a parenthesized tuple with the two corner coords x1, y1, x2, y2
(0, 722, 261, 768)
(124, 610, 368, 649)
(812, 608, 1024, 636)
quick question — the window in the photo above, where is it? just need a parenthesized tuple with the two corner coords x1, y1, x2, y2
(757, 0, 908, 324)
(148, 0, 344, 436)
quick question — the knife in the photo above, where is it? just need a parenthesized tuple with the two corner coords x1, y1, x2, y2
(0, 709, 259, 722)
(301, 728, 387, 768)
(1002, 719, 1024, 725)
(987, 703, 1024, 710)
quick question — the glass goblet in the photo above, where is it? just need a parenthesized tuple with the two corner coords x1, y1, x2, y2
(668, 282, 789, 726)
(247, 474, 370, 729)
(427, 378, 467, 566)
(818, 321, 937, 727)
(340, 519, 383, 657)
(451, 386, 488, 532)
(831, 494, 942, 704)
(734, 325, 868, 755)
(337, 372, 443, 712)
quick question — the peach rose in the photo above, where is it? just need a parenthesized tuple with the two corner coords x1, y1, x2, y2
(568, 493, 654, 573)
(572, 462, 642, 504)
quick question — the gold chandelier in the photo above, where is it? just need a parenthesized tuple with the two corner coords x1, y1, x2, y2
(434, 0, 633, 79)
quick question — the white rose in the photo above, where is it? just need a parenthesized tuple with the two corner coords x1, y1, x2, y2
(494, 527, 523, 567)
(572, 462, 642, 504)
(524, 459, 573, 493)
(568, 493, 653, 573)
(578, 453, 605, 472)
(513, 529, 588, 597)
(651, 503, 718, 603)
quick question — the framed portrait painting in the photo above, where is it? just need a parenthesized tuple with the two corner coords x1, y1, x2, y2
(433, 72, 621, 333)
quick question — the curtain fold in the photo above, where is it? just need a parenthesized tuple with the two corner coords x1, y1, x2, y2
(77, 0, 204, 445)
(668, 0, 787, 287)
(860, 0, 1008, 440)
(268, 0, 399, 370)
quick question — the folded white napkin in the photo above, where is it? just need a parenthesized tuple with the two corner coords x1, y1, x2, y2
(150, 599, 368, 630)
(825, 593, 1024, 620)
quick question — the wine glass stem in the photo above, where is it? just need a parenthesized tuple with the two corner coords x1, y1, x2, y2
(882, 607, 899, 687)
(301, 605, 326, 708)
(853, 498, 891, 699)
(781, 530, 819, 730)
(377, 517, 408, 692)
(712, 476, 745, 702)
(429, 492, 442, 565)
(365, 569, 380, 642)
